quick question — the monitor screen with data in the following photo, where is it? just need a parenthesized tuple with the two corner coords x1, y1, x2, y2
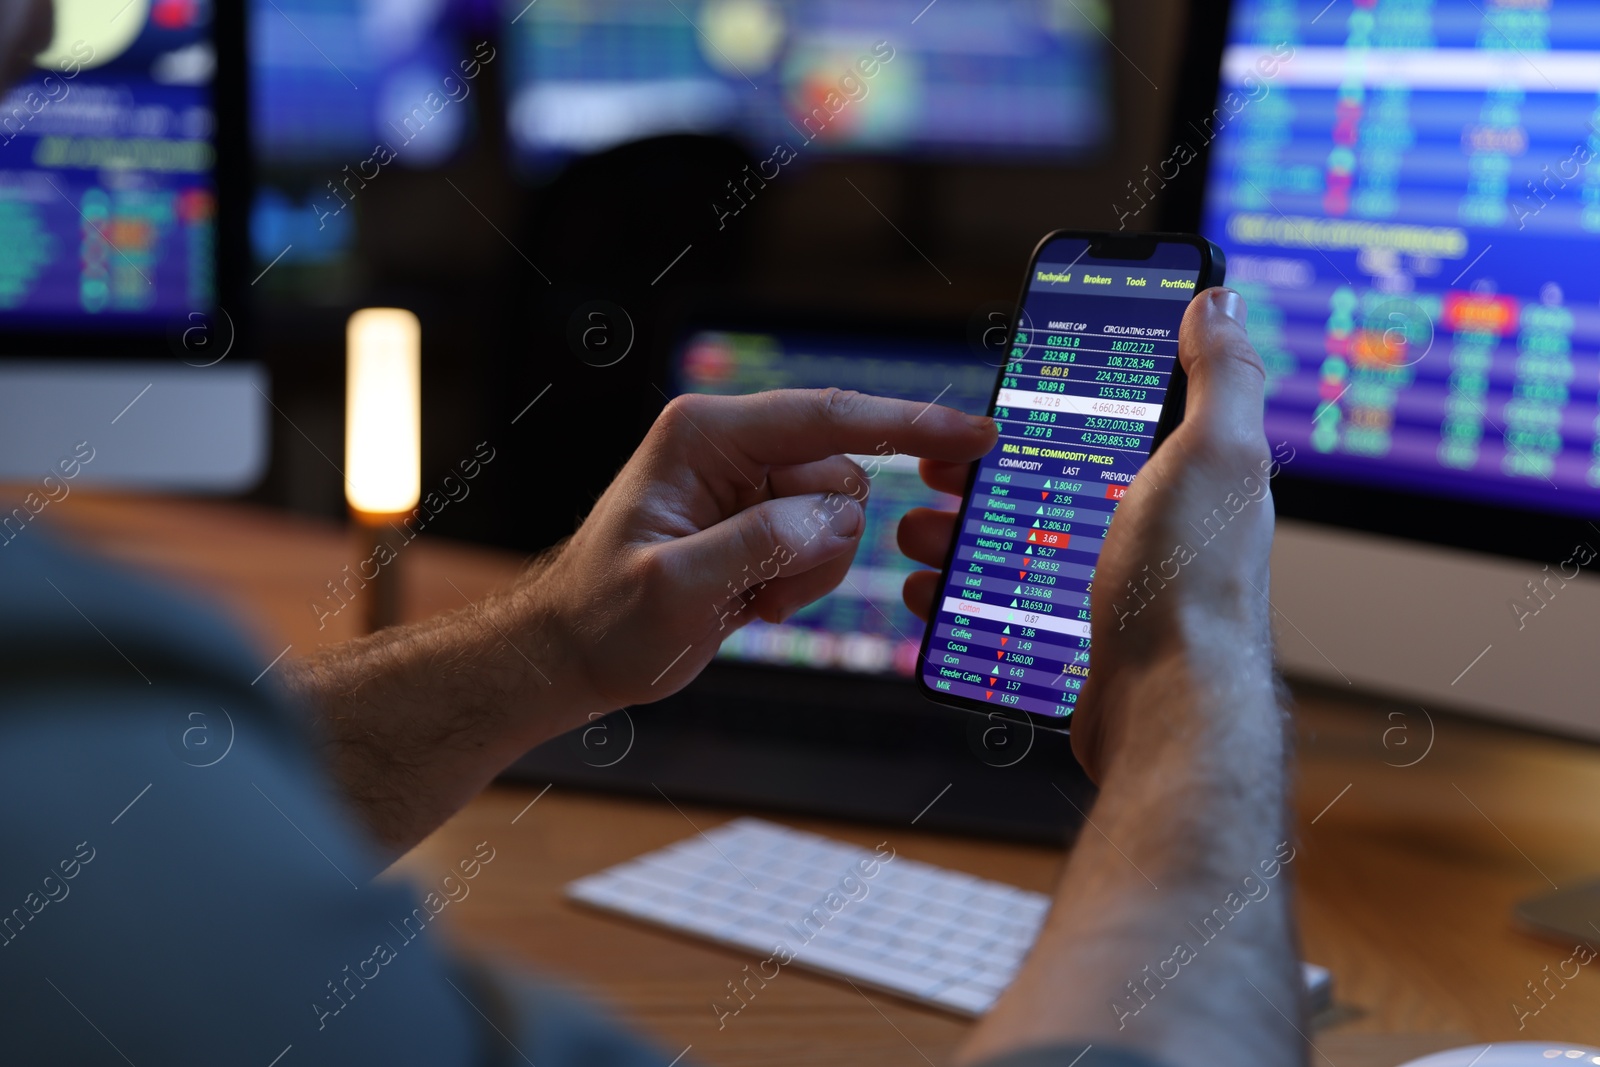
(248, 0, 489, 278)
(505, 0, 1111, 168)
(0, 1, 220, 331)
(1200, 0, 1600, 518)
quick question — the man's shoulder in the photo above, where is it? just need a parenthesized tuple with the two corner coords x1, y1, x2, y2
(0, 530, 303, 724)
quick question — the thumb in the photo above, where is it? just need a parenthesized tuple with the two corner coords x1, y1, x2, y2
(1176, 287, 1268, 451)
(654, 491, 865, 618)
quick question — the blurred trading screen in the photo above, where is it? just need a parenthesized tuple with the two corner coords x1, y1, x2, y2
(1201, 0, 1600, 517)
(504, 0, 1112, 167)
(0, 0, 217, 328)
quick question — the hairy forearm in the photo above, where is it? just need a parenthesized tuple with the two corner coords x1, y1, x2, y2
(282, 552, 606, 859)
(959, 634, 1302, 1067)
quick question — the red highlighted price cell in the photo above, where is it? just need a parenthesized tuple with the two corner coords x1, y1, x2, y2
(1025, 529, 1070, 547)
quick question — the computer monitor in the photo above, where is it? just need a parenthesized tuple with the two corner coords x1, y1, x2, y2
(1164, 0, 1600, 738)
(250, 0, 481, 165)
(503, 0, 1112, 169)
(0, 0, 265, 491)
(248, 0, 486, 282)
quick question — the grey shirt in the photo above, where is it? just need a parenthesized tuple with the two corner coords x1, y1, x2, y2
(0, 531, 1165, 1067)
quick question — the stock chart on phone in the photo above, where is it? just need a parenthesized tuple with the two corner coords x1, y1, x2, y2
(672, 328, 993, 678)
(918, 239, 1202, 721)
(1202, 0, 1600, 516)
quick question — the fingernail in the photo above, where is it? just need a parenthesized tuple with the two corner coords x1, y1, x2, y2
(1215, 288, 1247, 326)
(826, 495, 863, 538)
(967, 414, 997, 434)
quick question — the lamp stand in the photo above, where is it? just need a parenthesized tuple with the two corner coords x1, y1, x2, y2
(351, 510, 404, 633)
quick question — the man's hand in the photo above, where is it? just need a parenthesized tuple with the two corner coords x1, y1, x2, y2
(900, 287, 1282, 781)
(1068, 286, 1283, 781)
(531, 389, 997, 717)
(287, 388, 994, 856)
(901, 289, 1303, 1067)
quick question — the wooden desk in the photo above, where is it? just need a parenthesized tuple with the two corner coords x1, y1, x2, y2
(46, 494, 1600, 1067)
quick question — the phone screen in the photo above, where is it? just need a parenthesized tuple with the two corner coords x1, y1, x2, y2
(917, 235, 1212, 726)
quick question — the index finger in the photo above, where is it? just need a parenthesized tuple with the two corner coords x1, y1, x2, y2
(662, 389, 998, 471)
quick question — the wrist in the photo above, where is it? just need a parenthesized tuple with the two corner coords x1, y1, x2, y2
(1087, 631, 1286, 786)
(1079, 646, 1292, 907)
(487, 557, 616, 744)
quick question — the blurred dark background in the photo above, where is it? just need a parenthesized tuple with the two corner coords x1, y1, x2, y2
(246, 0, 1191, 556)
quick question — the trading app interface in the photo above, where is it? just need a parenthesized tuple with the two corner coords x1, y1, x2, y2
(919, 239, 1201, 721)
(673, 328, 994, 677)
(0, 4, 217, 328)
(1203, 0, 1600, 517)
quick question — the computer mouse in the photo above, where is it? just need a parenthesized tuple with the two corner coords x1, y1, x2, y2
(1398, 1044, 1600, 1067)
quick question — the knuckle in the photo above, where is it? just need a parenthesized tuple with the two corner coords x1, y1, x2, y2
(1189, 332, 1266, 387)
(736, 505, 784, 568)
(1224, 338, 1269, 383)
(657, 392, 708, 437)
(817, 387, 863, 423)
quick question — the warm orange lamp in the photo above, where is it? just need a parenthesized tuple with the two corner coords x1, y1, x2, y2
(345, 308, 420, 631)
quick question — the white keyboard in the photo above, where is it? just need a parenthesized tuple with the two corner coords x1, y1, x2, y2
(567, 817, 1332, 1016)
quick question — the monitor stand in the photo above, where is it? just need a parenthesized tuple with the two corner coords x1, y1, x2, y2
(1515, 884, 1600, 945)
(508, 663, 1095, 845)
(1271, 519, 1600, 742)
(0, 360, 268, 491)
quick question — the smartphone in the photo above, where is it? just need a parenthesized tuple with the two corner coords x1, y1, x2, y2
(915, 230, 1225, 731)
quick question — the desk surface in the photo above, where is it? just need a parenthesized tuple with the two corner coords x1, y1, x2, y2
(43, 493, 1600, 1067)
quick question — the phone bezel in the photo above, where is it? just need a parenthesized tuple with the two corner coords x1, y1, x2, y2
(913, 229, 1226, 733)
